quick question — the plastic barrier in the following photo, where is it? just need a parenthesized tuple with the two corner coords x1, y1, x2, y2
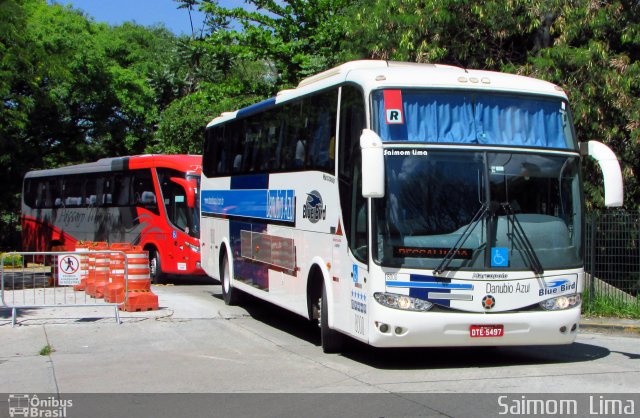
(73, 241, 91, 291)
(104, 243, 133, 304)
(85, 242, 109, 298)
(119, 248, 159, 312)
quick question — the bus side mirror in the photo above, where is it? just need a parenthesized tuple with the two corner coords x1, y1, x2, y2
(170, 177, 196, 208)
(580, 141, 624, 207)
(360, 129, 385, 198)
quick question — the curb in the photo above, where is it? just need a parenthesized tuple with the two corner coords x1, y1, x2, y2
(579, 319, 640, 336)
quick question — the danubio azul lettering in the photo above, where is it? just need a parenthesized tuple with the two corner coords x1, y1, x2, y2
(267, 190, 294, 221)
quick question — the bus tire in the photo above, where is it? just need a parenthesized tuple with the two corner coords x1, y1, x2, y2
(148, 249, 164, 284)
(320, 282, 343, 353)
(221, 253, 240, 305)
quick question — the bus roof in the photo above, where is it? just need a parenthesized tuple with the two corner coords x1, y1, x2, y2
(206, 60, 567, 127)
(24, 154, 202, 178)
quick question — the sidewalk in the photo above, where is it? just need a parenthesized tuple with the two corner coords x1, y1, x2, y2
(579, 316, 640, 336)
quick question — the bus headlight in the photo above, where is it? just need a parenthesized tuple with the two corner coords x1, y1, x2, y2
(374, 292, 433, 312)
(540, 294, 581, 311)
(185, 241, 200, 253)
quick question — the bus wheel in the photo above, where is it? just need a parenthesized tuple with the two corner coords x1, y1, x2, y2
(319, 283, 343, 353)
(221, 253, 240, 305)
(148, 249, 164, 284)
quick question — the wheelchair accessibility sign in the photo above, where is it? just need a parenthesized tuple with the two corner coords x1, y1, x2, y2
(491, 248, 509, 267)
(57, 254, 81, 286)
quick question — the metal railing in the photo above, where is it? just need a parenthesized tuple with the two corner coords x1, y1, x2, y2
(585, 210, 640, 303)
(1, 251, 128, 326)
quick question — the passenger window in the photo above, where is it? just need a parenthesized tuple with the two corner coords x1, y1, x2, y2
(133, 169, 159, 214)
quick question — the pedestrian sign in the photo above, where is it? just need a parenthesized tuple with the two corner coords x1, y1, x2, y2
(57, 254, 81, 285)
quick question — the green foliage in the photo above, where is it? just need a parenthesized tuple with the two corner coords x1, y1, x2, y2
(0, 0, 193, 247)
(2, 0, 640, 251)
(522, 0, 640, 209)
(39, 344, 54, 356)
(1, 252, 23, 267)
(583, 290, 640, 320)
(342, 0, 550, 68)
(198, 0, 352, 87)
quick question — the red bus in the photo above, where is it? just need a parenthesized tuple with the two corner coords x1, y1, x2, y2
(21, 154, 204, 281)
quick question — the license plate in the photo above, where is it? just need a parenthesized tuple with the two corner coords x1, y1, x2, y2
(470, 324, 504, 338)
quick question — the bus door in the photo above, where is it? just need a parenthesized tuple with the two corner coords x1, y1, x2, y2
(333, 153, 369, 341)
(334, 84, 369, 340)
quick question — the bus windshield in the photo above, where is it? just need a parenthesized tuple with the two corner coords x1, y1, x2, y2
(372, 90, 577, 150)
(373, 150, 583, 272)
(188, 174, 201, 238)
(158, 169, 200, 238)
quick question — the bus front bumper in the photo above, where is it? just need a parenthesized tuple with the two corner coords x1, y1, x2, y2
(367, 305, 581, 348)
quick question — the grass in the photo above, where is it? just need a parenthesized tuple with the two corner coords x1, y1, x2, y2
(582, 290, 640, 319)
(39, 344, 55, 356)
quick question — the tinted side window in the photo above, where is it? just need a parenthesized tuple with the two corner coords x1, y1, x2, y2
(202, 88, 339, 177)
(47, 178, 62, 208)
(62, 177, 83, 207)
(23, 179, 37, 208)
(203, 125, 224, 177)
(85, 175, 98, 206)
(133, 169, 159, 214)
(113, 173, 133, 206)
(305, 89, 338, 172)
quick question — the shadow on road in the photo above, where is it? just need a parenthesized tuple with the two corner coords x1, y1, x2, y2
(158, 274, 217, 286)
(202, 287, 613, 370)
(340, 341, 611, 370)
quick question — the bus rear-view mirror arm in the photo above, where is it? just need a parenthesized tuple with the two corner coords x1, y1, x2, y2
(170, 177, 196, 208)
(579, 141, 624, 207)
(360, 129, 385, 198)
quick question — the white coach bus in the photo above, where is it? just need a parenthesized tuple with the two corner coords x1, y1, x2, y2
(200, 60, 623, 352)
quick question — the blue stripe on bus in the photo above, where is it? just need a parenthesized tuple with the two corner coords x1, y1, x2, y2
(236, 97, 277, 118)
(201, 189, 295, 223)
(386, 281, 473, 290)
(406, 274, 461, 308)
(231, 174, 269, 190)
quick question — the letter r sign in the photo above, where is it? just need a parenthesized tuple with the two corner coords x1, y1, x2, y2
(386, 109, 403, 124)
(384, 90, 404, 124)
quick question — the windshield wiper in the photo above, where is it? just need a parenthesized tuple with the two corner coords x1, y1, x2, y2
(434, 203, 488, 275)
(501, 203, 544, 275)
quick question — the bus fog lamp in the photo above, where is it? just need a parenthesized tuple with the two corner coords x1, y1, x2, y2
(540, 294, 581, 311)
(374, 292, 433, 312)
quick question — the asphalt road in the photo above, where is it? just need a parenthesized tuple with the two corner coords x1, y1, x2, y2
(1, 281, 639, 417)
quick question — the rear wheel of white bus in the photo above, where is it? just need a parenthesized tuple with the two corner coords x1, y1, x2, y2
(221, 253, 241, 305)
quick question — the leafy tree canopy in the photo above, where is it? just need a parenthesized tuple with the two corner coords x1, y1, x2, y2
(1, 0, 639, 249)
